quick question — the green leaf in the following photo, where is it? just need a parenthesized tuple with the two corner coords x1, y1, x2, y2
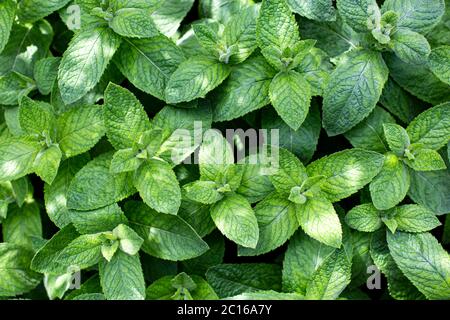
(103, 83, 151, 150)
(110, 149, 142, 174)
(99, 251, 146, 300)
(269, 70, 312, 130)
(429, 46, 450, 85)
(152, 0, 195, 37)
(34, 57, 60, 95)
(404, 148, 447, 171)
(114, 36, 185, 101)
(57, 233, 104, 270)
(2, 202, 42, 249)
(134, 159, 181, 215)
(56, 104, 105, 158)
(58, 25, 121, 104)
(287, 0, 336, 22)
(33, 145, 62, 185)
(0, 0, 16, 54)
(394, 204, 441, 232)
(112, 224, 144, 256)
(183, 181, 223, 205)
(206, 263, 282, 298)
(282, 231, 335, 294)
(390, 28, 430, 65)
(370, 154, 410, 210)
(381, 0, 445, 34)
(344, 106, 396, 153)
(109, 8, 159, 38)
(165, 57, 231, 104)
(384, 53, 450, 105)
(269, 148, 307, 194)
(295, 48, 332, 96)
(306, 149, 384, 202)
(256, 0, 300, 50)
(213, 54, 276, 121)
(297, 198, 342, 248)
(0, 139, 41, 182)
(69, 203, 128, 234)
(370, 229, 424, 300)
(18, 0, 71, 23)
(387, 231, 450, 299)
(126, 201, 209, 261)
(211, 194, 259, 248)
(345, 203, 382, 232)
(19, 97, 55, 136)
(0, 243, 41, 297)
(67, 153, 135, 211)
(323, 50, 389, 136)
(409, 169, 450, 215)
(383, 123, 410, 155)
(178, 200, 216, 238)
(305, 247, 352, 300)
(406, 103, 450, 151)
(44, 155, 90, 228)
(239, 193, 298, 256)
(336, 0, 378, 32)
(0, 72, 36, 105)
(31, 224, 80, 274)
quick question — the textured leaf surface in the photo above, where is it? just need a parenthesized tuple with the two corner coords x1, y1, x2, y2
(429, 46, 450, 85)
(287, 0, 336, 21)
(0, 0, 16, 54)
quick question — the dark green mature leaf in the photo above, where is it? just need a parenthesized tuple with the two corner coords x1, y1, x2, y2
(429, 46, 450, 85)
(336, 0, 378, 33)
(323, 50, 389, 136)
(0, 0, 16, 54)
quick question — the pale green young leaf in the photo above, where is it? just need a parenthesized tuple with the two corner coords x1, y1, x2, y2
(58, 25, 122, 104)
(370, 154, 410, 210)
(287, 0, 336, 21)
(33, 145, 62, 185)
(297, 198, 342, 248)
(383, 123, 410, 155)
(44, 272, 74, 300)
(213, 54, 276, 122)
(406, 103, 450, 151)
(165, 57, 231, 104)
(0, 139, 41, 182)
(19, 97, 55, 136)
(269, 148, 307, 194)
(305, 247, 352, 300)
(345, 203, 382, 232)
(67, 153, 135, 211)
(239, 192, 298, 256)
(306, 149, 384, 202)
(193, 21, 220, 52)
(394, 204, 441, 232)
(113, 224, 144, 256)
(336, 0, 379, 32)
(211, 194, 259, 248)
(387, 231, 450, 299)
(57, 233, 104, 270)
(56, 104, 105, 158)
(183, 181, 223, 205)
(2, 202, 42, 249)
(110, 8, 159, 38)
(404, 148, 447, 171)
(381, 0, 445, 34)
(323, 50, 389, 136)
(44, 155, 90, 228)
(110, 149, 142, 174)
(344, 106, 396, 153)
(34, 57, 60, 95)
(134, 159, 181, 215)
(0, 0, 16, 54)
(69, 203, 128, 235)
(429, 46, 450, 85)
(99, 251, 146, 300)
(114, 36, 185, 101)
(104, 83, 151, 150)
(390, 28, 431, 65)
(206, 263, 282, 298)
(269, 70, 312, 130)
(126, 201, 209, 261)
(256, 0, 300, 50)
(0, 243, 41, 297)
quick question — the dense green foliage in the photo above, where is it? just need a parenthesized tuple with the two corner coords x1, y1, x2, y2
(0, 0, 449, 300)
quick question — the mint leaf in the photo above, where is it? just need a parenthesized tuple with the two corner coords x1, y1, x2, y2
(403, 148, 447, 171)
(34, 57, 60, 95)
(0, 139, 41, 182)
(323, 50, 389, 136)
(394, 205, 441, 232)
(152, 0, 195, 37)
(57, 233, 104, 270)
(0, 72, 36, 105)
(345, 203, 383, 232)
(18, 0, 71, 23)
(58, 25, 121, 104)
(390, 28, 431, 65)
(429, 46, 450, 85)
(19, 97, 55, 136)
(109, 8, 159, 38)
(383, 123, 410, 155)
(69, 204, 128, 234)
(287, 0, 336, 22)
(0, 0, 16, 54)
(336, 0, 379, 33)
(387, 231, 450, 299)
(33, 145, 62, 185)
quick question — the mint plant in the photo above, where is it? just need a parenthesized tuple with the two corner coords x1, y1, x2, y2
(0, 0, 449, 301)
